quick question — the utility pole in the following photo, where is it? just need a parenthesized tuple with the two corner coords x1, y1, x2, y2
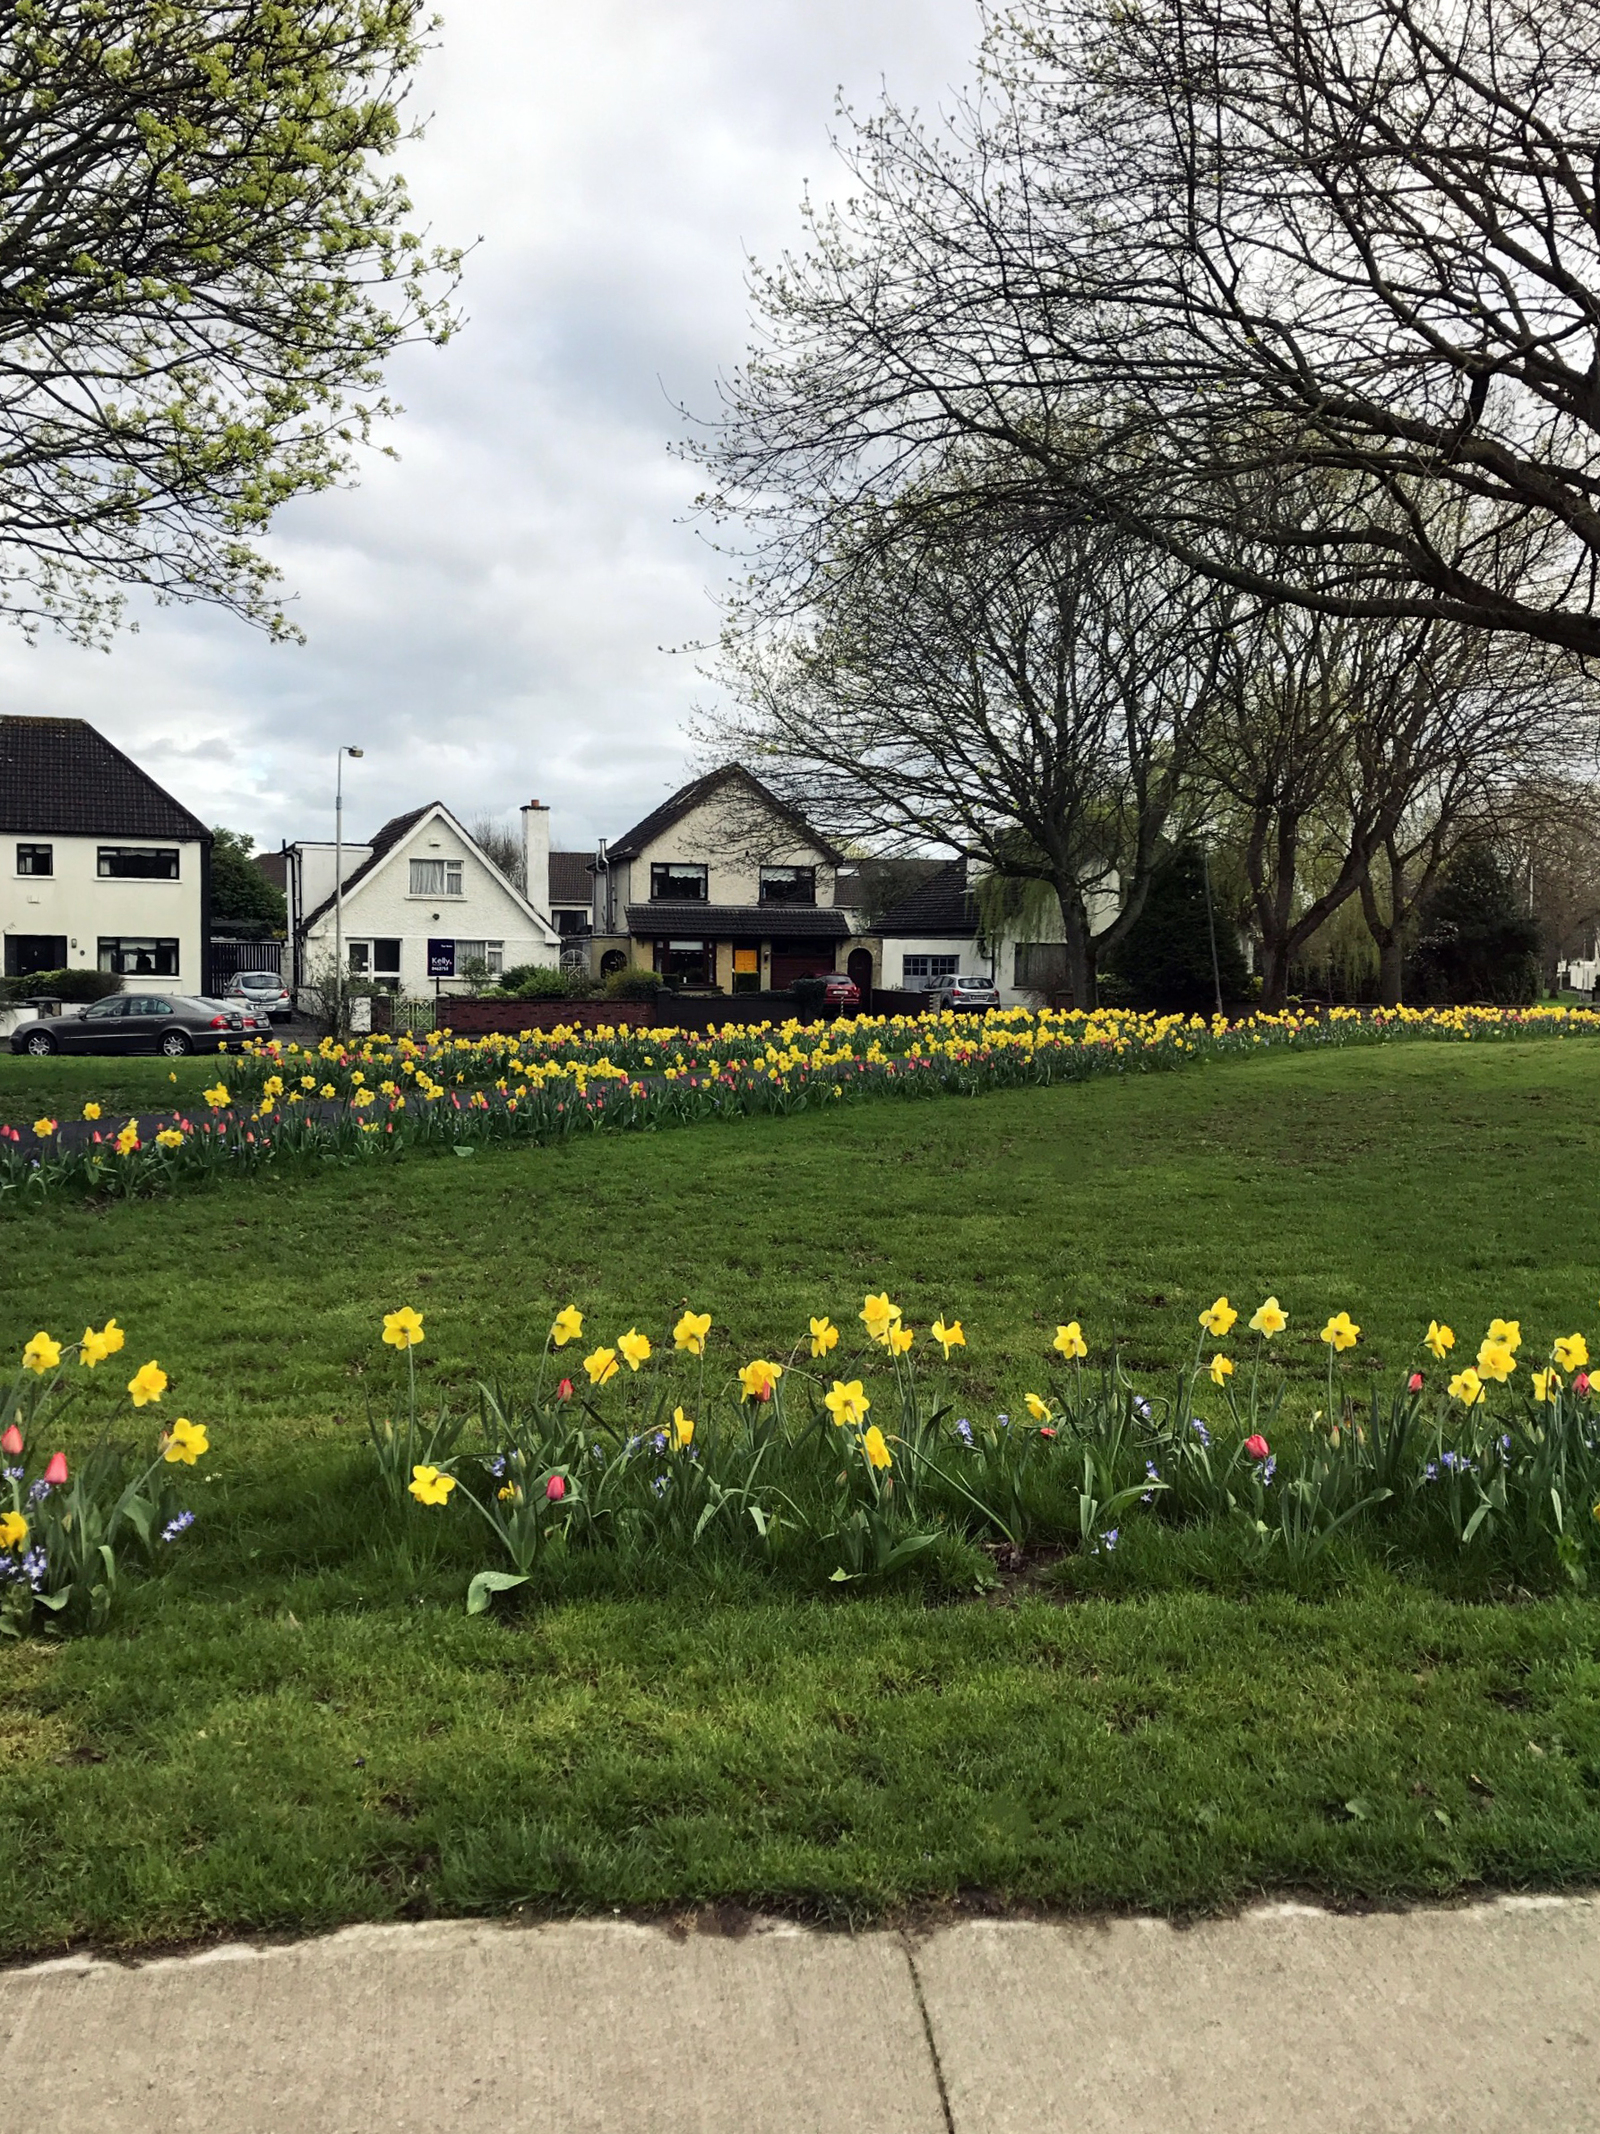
(1202, 842, 1226, 1019)
(334, 745, 364, 1029)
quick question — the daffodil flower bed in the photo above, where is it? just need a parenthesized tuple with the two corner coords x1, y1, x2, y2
(5, 1002, 1598, 1209)
(0, 1322, 209, 1634)
(363, 1289, 1600, 1612)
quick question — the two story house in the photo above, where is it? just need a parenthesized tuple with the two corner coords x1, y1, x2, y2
(0, 716, 211, 989)
(285, 800, 561, 997)
(590, 766, 850, 994)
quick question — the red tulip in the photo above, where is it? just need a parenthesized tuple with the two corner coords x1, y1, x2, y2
(1243, 1434, 1270, 1462)
(42, 1452, 68, 1486)
(1038, 1426, 1057, 1440)
(1576, 1373, 1592, 1396)
(556, 1378, 573, 1400)
(0, 1425, 22, 1455)
(545, 1473, 566, 1501)
(1407, 1372, 1424, 1393)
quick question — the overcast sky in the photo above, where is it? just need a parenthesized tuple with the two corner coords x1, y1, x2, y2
(0, 0, 982, 858)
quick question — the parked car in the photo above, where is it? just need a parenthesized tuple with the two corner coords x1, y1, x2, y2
(222, 969, 293, 1022)
(200, 995, 272, 1038)
(820, 973, 861, 1007)
(926, 973, 1001, 1012)
(9, 993, 245, 1056)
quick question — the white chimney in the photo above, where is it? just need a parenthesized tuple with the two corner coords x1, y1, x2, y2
(520, 799, 551, 917)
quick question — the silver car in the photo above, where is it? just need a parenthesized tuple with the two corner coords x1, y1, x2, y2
(223, 970, 293, 1021)
(927, 973, 1001, 1011)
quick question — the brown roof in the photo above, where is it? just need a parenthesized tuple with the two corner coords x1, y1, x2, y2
(626, 903, 850, 942)
(607, 764, 843, 865)
(300, 806, 429, 931)
(549, 850, 593, 905)
(254, 850, 287, 892)
(0, 715, 210, 841)
(873, 859, 978, 938)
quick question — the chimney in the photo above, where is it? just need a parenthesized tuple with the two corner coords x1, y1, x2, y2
(520, 799, 551, 918)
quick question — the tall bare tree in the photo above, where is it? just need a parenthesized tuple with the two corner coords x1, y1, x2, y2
(711, 487, 1231, 1005)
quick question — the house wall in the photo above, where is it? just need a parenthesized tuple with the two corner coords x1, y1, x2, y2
(299, 815, 558, 996)
(608, 789, 840, 919)
(2, 831, 206, 991)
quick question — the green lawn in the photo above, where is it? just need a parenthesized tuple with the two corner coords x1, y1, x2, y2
(2, 1039, 1599, 1952)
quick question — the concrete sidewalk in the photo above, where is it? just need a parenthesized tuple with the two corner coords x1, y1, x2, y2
(2, 1897, 1596, 2132)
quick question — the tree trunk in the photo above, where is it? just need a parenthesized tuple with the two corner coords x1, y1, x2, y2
(1053, 879, 1095, 1010)
(1358, 844, 1407, 1006)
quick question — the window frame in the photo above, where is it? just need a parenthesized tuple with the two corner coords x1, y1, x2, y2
(408, 857, 464, 897)
(98, 937, 181, 977)
(15, 844, 52, 877)
(901, 953, 961, 984)
(97, 846, 180, 881)
(649, 861, 708, 903)
(758, 865, 817, 906)
(452, 939, 504, 977)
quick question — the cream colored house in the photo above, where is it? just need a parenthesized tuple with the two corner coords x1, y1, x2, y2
(591, 766, 851, 995)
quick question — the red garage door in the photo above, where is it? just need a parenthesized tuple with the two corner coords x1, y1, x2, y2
(769, 939, 837, 989)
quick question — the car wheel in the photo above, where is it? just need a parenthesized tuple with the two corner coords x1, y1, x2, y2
(22, 1029, 57, 1056)
(159, 1030, 193, 1057)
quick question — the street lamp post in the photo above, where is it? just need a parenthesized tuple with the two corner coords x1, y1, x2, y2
(334, 745, 364, 1029)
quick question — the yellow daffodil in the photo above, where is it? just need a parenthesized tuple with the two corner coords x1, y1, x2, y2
(408, 1463, 456, 1506)
(1532, 1369, 1562, 1405)
(1024, 1392, 1052, 1422)
(808, 1315, 839, 1359)
(79, 1317, 123, 1368)
(825, 1379, 869, 1427)
(382, 1306, 425, 1350)
(1486, 1318, 1522, 1353)
(32, 1116, 56, 1139)
(1249, 1297, 1288, 1337)
(861, 1424, 893, 1470)
(127, 1360, 167, 1406)
(1320, 1311, 1360, 1352)
(1476, 1338, 1516, 1384)
(887, 1324, 915, 1356)
(930, 1316, 965, 1358)
(0, 1512, 26, 1550)
(1449, 1367, 1486, 1407)
(155, 1127, 184, 1150)
(584, 1345, 619, 1387)
(860, 1292, 902, 1345)
(617, 1328, 652, 1371)
(162, 1418, 209, 1465)
(1554, 1334, 1589, 1373)
(1052, 1321, 1087, 1360)
(671, 1406, 695, 1449)
(1209, 1353, 1234, 1387)
(202, 1083, 229, 1110)
(551, 1305, 583, 1348)
(1425, 1321, 1455, 1361)
(81, 1102, 101, 1121)
(738, 1358, 783, 1400)
(115, 1121, 140, 1155)
(673, 1309, 712, 1356)
(21, 1332, 61, 1376)
(1198, 1296, 1238, 1337)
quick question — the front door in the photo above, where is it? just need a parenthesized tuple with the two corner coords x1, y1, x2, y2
(3, 935, 67, 978)
(846, 948, 873, 1008)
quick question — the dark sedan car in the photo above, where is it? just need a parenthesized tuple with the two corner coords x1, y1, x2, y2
(9, 993, 246, 1057)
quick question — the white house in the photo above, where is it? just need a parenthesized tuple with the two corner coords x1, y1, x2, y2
(285, 800, 561, 999)
(0, 715, 211, 990)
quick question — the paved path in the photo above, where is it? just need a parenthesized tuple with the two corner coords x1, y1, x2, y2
(2, 1897, 1596, 2131)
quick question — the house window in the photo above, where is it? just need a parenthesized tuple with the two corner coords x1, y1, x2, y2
(901, 954, 960, 984)
(347, 941, 371, 974)
(650, 862, 708, 902)
(4, 935, 66, 977)
(409, 858, 463, 896)
(98, 847, 179, 880)
(453, 940, 503, 977)
(374, 938, 401, 976)
(555, 908, 588, 936)
(654, 939, 711, 987)
(16, 844, 51, 877)
(98, 937, 180, 976)
(759, 866, 815, 905)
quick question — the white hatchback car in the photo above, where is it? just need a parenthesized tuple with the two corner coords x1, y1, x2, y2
(926, 973, 1001, 1011)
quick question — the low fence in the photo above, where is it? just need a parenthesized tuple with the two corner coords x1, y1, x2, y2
(341, 989, 946, 1042)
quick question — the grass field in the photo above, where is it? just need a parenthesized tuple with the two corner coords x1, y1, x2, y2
(2, 1037, 1599, 1952)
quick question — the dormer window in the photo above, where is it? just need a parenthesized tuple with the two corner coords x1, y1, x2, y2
(759, 865, 816, 905)
(410, 858, 463, 896)
(651, 862, 707, 901)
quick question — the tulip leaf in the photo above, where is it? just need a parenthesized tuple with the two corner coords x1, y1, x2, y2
(466, 1570, 530, 1615)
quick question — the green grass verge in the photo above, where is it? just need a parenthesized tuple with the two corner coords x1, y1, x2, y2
(1, 1038, 1599, 1950)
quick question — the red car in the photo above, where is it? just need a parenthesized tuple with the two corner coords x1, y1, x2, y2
(820, 973, 861, 1007)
